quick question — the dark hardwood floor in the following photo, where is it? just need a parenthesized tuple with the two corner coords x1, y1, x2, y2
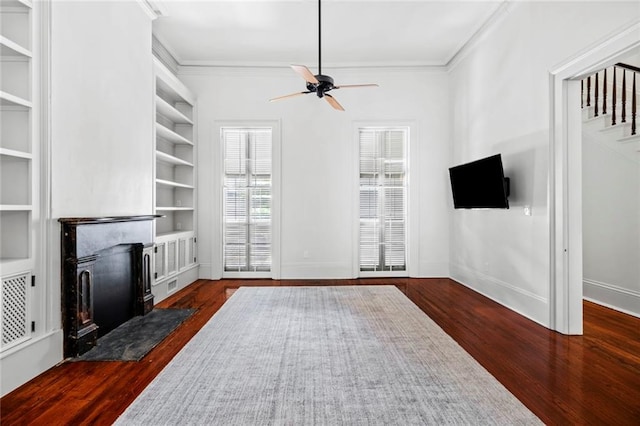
(1, 278, 639, 425)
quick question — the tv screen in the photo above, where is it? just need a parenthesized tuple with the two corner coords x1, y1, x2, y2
(449, 154, 509, 209)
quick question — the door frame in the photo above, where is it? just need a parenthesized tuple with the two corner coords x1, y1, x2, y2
(548, 20, 640, 334)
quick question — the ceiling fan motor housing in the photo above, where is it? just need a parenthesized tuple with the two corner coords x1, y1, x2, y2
(308, 74, 335, 97)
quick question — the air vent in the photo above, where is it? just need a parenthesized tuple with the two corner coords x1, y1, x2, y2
(1, 273, 30, 350)
(167, 280, 177, 293)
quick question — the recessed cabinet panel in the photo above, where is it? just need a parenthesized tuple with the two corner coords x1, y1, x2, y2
(167, 240, 177, 275)
(154, 241, 166, 282)
(0, 210, 29, 260)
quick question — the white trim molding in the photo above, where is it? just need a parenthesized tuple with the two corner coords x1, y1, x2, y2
(135, 0, 166, 21)
(548, 19, 640, 335)
(214, 120, 282, 281)
(584, 279, 640, 319)
(450, 263, 549, 327)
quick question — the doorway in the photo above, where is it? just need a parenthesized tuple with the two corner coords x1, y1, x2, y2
(549, 21, 640, 334)
(581, 57, 640, 318)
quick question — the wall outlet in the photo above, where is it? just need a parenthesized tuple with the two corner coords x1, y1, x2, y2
(303, 250, 309, 259)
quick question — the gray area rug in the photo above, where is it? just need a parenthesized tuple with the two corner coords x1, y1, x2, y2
(75, 308, 194, 362)
(115, 286, 541, 425)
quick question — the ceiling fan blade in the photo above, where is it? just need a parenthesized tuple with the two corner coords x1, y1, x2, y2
(291, 64, 319, 84)
(269, 91, 312, 102)
(325, 94, 344, 111)
(334, 84, 379, 89)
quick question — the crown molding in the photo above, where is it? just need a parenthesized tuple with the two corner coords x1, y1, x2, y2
(152, 35, 180, 75)
(135, 0, 166, 20)
(177, 64, 447, 77)
(446, 1, 515, 72)
(181, 61, 446, 68)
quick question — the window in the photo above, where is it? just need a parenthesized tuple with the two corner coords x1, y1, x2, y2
(222, 128, 272, 272)
(359, 127, 407, 272)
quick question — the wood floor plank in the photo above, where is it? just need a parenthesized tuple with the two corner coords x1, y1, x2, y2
(1, 278, 639, 425)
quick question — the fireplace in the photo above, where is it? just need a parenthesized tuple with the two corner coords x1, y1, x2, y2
(59, 216, 160, 358)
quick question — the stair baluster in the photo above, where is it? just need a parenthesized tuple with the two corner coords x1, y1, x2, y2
(612, 67, 617, 126)
(632, 72, 637, 136)
(603, 69, 607, 115)
(594, 72, 599, 117)
(582, 62, 638, 137)
(622, 69, 626, 123)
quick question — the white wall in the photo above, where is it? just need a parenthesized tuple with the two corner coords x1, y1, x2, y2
(448, 2, 639, 326)
(582, 128, 640, 317)
(51, 1, 154, 218)
(1, 1, 154, 397)
(180, 66, 451, 280)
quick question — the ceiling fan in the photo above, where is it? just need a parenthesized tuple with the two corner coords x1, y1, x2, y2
(269, 0, 378, 111)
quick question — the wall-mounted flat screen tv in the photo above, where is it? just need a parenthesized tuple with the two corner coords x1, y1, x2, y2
(449, 154, 510, 209)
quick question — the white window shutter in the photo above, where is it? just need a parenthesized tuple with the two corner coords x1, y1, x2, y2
(359, 128, 407, 272)
(222, 128, 272, 272)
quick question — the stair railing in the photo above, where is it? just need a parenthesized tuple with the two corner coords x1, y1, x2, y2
(582, 62, 638, 136)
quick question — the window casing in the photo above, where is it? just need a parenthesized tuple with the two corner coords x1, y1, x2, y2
(222, 128, 272, 273)
(359, 128, 408, 273)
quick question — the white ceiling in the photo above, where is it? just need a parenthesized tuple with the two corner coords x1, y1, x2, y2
(152, 0, 506, 68)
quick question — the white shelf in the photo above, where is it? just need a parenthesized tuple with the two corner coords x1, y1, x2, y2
(0, 147, 32, 159)
(155, 150, 193, 167)
(156, 206, 194, 212)
(154, 58, 196, 106)
(156, 96, 192, 125)
(0, 90, 32, 108)
(156, 123, 193, 146)
(0, 204, 32, 211)
(0, 36, 32, 58)
(156, 179, 194, 189)
(153, 57, 197, 272)
(1, 0, 36, 354)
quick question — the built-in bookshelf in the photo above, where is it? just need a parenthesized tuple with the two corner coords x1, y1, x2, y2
(0, 0, 35, 351)
(153, 58, 198, 299)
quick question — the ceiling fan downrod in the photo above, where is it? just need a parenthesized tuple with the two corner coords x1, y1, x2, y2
(318, 0, 322, 76)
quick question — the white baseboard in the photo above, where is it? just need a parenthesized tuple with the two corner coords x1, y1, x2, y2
(280, 261, 354, 279)
(153, 265, 200, 303)
(583, 279, 640, 318)
(416, 260, 450, 278)
(449, 263, 549, 327)
(0, 330, 63, 397)
(198, 263, 216, 280)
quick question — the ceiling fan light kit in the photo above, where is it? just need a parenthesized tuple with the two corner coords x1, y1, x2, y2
(270, 0, 378, 111)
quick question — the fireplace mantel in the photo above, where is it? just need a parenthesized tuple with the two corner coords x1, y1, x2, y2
(59, 215, 161, 225)
(59, 215, 161, 358)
